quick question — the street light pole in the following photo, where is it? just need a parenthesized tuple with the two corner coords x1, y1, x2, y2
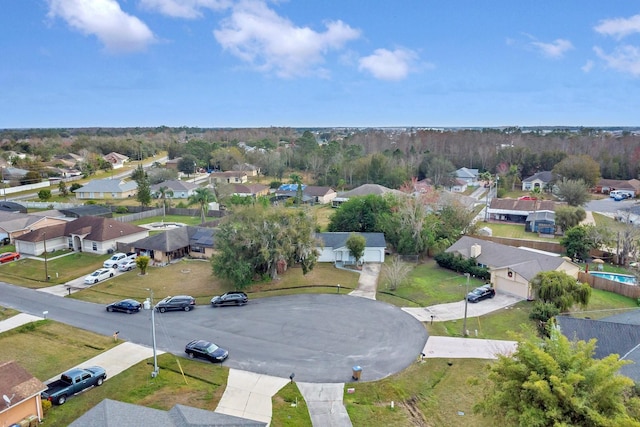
(145, 288, 159, 377)
(462, 273, 470, 337)
(43, 232, 49, 281)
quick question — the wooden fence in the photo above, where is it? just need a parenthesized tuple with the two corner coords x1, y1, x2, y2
(578, 271, 640, 299)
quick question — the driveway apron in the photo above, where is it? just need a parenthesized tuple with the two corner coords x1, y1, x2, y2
(297, 382, 352, 427)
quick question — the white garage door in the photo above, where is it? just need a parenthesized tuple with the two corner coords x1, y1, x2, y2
(495, 277, 529, 299)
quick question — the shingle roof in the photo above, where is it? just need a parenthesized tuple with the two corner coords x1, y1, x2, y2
(304, 186, 336, 197)
(232, 183, 269, 195)
(132, 226, 215, 252)
(455, 167, 479, 179)
(0, 211, 45, 232)
(69, 399, 266, 427)
(76, 179, 137, 193)
(59, 205, 112, 218)
(150, 180, 199, 193)
(315, 232, 386, 249)
(0, 201, 26, 213)
(446, 236, 569, 281)
(0, 361, 46, 406)
(597, 179, 640, 191)
(522, 171, 555, 183)
(489, 198, 559, 212)
(339, 184, 402, 197)
(16, 216, 147, 243)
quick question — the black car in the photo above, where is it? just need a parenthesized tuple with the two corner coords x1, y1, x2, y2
(155, 295, 196, 313)
(185, 340, 229, 363)
(466, 285, 496, 303)
(106, 299, 142, 314)
(210, 291, 248, 307)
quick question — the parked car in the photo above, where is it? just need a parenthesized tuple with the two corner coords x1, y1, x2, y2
(41, 366, 106, 405)
(0, 252, 20, 263)
(103, 252, 137, 269)
(155, 295, 196, 312)
(210, 291, 248, 307)
(185, 340, 229, 363)
(466, 284, 496, 303)
(117, 259, 138, 272)
(84, 268, 114, 284)
(106, 299, 142, 314)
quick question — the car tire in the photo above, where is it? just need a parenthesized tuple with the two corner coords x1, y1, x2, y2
(159, 307, 166, 313)
(109, 273, 114, 278)
(94, 279, 98, 284)
(97, 377, 104, 386)
(57, 395, 67, 405)
(107, 307, 113, 312)
(187, 352, 194, 359)
(126, 309, 132, 314)
(184, 306, 191, 312)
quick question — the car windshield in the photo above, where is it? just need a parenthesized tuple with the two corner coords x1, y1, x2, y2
(91, 271, 100, 276)
(470, 288, 484, 295)
(205, 343, 219, 353)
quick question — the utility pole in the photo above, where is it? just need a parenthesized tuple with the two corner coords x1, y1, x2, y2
(43, 232, 49, 281)
(145, 288, 159, 377)
(462, 273, 470, 337)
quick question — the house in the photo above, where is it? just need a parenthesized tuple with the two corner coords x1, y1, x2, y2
(1, 167, 29, 182)
(273, 184, 313, 204)
(165, 157, 181, 171)
(231, 183, 270, 198)
(0, 211, 68, 244)
(595, 178, 640, 196)
(232, 162, 261, 176)
(0, 361, 47, 427)
(487, 198, 561, 223)
(522, 171, 555, 191)
(74, 179, 138, 200)
(0, 201, 26, 213)
(332, 184, 403, 207)
(209, 171, 248, 184)
(445, 178, 468, 193)
(59, 205, 113, 218)
(131, 226, 216, 265)
(445, 236, 579, 299)
(303, 186, 337, 204)
(315, 232, 386, 264)
(102, 152, 129, 169)
(14, 216, 149, 255)
(555, 315, 640, 382)
(455, 167, 479, 186)
(150, 180, 199, 199)
(525, 210, 555, 234)
(69, 398, 266, 427)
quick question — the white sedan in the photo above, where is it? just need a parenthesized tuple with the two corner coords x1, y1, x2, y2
(84, 268, 114, 284)
(118, 259, 137, 272)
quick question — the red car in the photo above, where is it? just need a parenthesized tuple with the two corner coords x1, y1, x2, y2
(0, 252, 20, 263)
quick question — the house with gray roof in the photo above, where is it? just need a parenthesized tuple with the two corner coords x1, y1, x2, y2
(0, 211, 69, 244)
(446, 236, 579, 299)
(555, 315, 640, 382)
(130, 226, 215, 265)
(74, 178, 138, 200)
(455, 167, 479, 186)
(522, 171, 556, 191)
(315, 232, 386, 264)
(69, 399, 266, 427)
(332, 184, 402, 207)
(150, 180, 199, 199)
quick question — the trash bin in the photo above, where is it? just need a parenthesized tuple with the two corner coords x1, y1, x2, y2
(352, 365, 362, 381)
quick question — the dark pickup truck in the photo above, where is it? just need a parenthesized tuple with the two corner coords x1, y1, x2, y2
(41, 366, 107, 405)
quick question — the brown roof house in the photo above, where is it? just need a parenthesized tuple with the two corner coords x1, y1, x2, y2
(209, 171, 248, 184)
(102, 152, 129, 169)
(131, 226, 215, 265)
(486, 198, 561, 223)
(446, 236, 579, 299)
(231, 183, 270, 198)
(303, 186, 337, 204)
(14, 216, 149, 256)
(0, 361, 47, 427)
(595, 178, 640, 196)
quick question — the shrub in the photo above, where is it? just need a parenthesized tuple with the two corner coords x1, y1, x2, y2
(41, 398, 52, 416)
(115, 206, 129, 214)
(434, 252, 490, 280)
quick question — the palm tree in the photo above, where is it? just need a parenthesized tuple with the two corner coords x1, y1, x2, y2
(157, 186, 174, 217)
(188, 187, 216, 224)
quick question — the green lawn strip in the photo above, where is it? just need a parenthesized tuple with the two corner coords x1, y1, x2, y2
(0, 320, 118, 380)
(129, 214, 204, 226)
(380, 260, 486, 307)
(592, 212, 629, 233)
(344, 358, 494, 427)
(42, 353, 229, 426)
(271, 382, 312, 426)
(0, 306, 18, 321)
(566, 287, 639, 319)
(476, 222, 555, 241)
(0, 252, 107, 287)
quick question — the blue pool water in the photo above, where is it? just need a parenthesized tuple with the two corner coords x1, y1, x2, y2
(589, 272, 637, 285)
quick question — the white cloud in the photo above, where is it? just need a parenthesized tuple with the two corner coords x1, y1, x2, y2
(213, 0, 360, 78)
(358, 48, 417, 81)
(530, 38, 573, 59)
(46, 0, 155, 53)
(594, 45, 640, 77)
(594, 14, 640, 40)
(581, 60, 594, 73)
(139, 0, 231, 19)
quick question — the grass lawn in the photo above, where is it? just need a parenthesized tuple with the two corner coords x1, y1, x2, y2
(129, 214, 204, 227)
(0, 252, 108, 287)
(271, 382, 312, 426)
(475, 221, 557, 241)
(593, 211, 629, 233)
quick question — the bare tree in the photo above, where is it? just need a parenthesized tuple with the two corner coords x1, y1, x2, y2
(383, 256, 413, 291)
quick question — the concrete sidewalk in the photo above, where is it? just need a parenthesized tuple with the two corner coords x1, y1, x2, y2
(297, 382, 352, 427)
(422, 336, 517, 359)
(402, 293, 524, 322)
(215, 369, 289, 425)
(0, 313, 43, 333)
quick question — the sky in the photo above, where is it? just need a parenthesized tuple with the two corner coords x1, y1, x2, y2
(2, 1, 640, 129)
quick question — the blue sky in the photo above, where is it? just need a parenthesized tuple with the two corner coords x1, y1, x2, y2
(2, 1, 640, 128)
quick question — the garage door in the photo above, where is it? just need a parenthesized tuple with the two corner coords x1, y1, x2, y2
(364, 249, 382, 263)
(495, 277, 529, 299)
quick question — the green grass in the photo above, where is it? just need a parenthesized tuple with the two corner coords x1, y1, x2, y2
(129, 214, 204, 227)
(592, 212, 628, 233)
(271, 382, 312, 426)
(0, 252, 106, 287)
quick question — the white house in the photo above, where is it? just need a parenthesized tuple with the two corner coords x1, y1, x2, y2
(455, 167, 479, 186)
(522, 171, 555, 191)
(150, 180, 199, 199)
(315, 232, 386, 264)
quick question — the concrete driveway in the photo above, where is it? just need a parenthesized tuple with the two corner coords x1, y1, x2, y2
(402, 293, 524, 322)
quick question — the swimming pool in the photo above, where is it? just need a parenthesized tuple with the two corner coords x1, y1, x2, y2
(589, 272, 637, 285)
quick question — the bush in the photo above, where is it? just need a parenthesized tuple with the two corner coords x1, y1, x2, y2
(434, 252, 490, 280)
(115, 206, 129, 214)
(41, 398, 52, 416)
(70, 183, 82, 192)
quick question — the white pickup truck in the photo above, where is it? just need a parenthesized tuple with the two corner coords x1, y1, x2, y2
(103, 252, 137, 269)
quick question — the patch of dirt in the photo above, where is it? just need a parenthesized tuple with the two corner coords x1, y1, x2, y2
(399, 396, 429, 427)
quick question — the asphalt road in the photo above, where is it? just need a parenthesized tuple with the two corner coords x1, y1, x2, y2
(584, 197, 637, 214)
(0, 283, 428, 383)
